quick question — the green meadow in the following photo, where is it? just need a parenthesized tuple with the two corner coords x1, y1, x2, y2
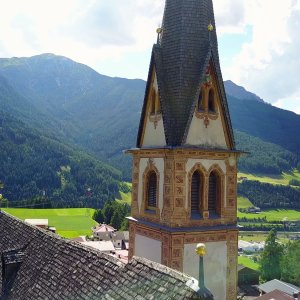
(238, 169, 300, 186)
(237, 197, 254, 209)
(3, 208, 97, 238)
(238, 256, 260, 271)
(116, 191, 132, 205)
(238, 208, 300, 222)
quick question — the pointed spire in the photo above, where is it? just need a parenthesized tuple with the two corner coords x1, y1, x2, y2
(137, 0, 234, 149)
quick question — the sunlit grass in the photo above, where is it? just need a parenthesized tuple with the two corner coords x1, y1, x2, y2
(237, 197, 254, 209)
(237, 209, 300, 221)
(238, 256, 260, 271)
(3, 208, 97, 238)
(116, 191, 132, 205)
(238, 169, 300, 186)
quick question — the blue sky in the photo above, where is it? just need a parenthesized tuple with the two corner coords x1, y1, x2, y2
(0, 0, 299, 114)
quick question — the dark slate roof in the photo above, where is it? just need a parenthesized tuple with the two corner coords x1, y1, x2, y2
(137, 0, 235, 149)
(0, 211, 203, 300)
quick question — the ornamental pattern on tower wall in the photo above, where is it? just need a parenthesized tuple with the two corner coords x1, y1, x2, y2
(131, 157, 140, 217)
(226, 231, 238, 300)
(129, 150, 238, 228)
(129, 220, 238, 300)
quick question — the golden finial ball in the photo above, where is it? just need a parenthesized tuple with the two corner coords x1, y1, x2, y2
(208, 23, 214, 32)
(156, 28, 162, 34)
(195, 243, 206, 256)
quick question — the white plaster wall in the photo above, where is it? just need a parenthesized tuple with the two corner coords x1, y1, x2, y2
(183, 241, 227, 300)
(135, 234, 162, 264)
(185, 113, 227, 148)
(137, 158, 165, 214)
(142, 118, 166, 147)
(142, 72, 166, 147)
(185, 159, 227, 209)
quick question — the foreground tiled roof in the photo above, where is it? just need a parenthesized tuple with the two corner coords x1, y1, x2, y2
(137, 0, 234, 148)
(0, 211, 202, 300)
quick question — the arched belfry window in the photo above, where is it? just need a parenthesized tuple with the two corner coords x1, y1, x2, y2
(191, 171, 202, 216)
(208, 89, 216, 113)
(208, 171, 220, 216)
(150, 89, 156, 115)
(198, 88, 205, 111)
(147, 171, 157, 209)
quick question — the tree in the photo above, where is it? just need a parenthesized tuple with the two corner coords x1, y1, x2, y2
(111, 208, 123, 230)
(93, 209, 105, 224)
(281, 240, 300, 285)
(103, 201, 114, 224)
(259, 229, 283, 282)
(0, 182, 7, 208)
(120, 218, 129, 231)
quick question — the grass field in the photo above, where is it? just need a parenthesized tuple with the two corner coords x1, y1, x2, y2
(237, 209, 300, 221)
(239, 233, 269, 243)
(116, 191, 132, 205)
(239, 232, 291, 244)
(237, 197, 254, 209)
(238, 169, 300, 186)
(238, 256, 260, 271)
(3, 208, 97, 238)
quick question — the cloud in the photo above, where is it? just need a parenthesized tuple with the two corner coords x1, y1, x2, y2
(0, 0, 164, 77)
(64, 0, 164, 48)
(223, 0, 300, 109)
(0, 0, 299, 113)
(214, 0, 247, 34)
(63, 2, 136, 47)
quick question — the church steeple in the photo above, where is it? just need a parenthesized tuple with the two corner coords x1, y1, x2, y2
(128, 1, 239, 299)
(137, 0, 234, 149)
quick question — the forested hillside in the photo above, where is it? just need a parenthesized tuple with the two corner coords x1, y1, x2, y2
(228, 93, 300, 155)
(0, 112, 121, 208)
(0, 54, 143, 178)
(235, 130, 299, 174)
(0, 54, 300, 208)
(238, 180, 300, 209)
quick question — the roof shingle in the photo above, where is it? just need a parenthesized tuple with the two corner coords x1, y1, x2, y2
(0, 211, 203, 299)
(137, 0, 234, 148)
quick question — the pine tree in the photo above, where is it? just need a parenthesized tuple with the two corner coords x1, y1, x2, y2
(259, 229, 283, 282)
(111, 208, 123, 230)
(281, 240, 300, 285)
(92, 209, 105, 224)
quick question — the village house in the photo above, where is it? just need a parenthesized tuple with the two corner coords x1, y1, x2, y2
(258, 279, 300, 298)
(92, 223, 115, 237)
(91, 223, 129, 250)
(25, 218, 48, 229)
(255, 289, 297, 300)
(238, 240, 265, 252)
(238, 265, 260, 286)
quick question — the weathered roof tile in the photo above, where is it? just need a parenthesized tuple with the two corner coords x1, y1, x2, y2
(0, 211, 203, 299)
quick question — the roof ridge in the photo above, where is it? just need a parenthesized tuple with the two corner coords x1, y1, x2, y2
(0, 210, 125, 267)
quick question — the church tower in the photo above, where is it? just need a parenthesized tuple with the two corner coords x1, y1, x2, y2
(127, 1, 240, 299)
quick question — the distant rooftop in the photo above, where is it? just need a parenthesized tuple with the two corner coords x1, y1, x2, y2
(92, 223, 116, 233)
(258, 279, 300, 296)
(25, 219, 48, 226)
(82, 241, 115, 252)
(255, 289, 294, 300)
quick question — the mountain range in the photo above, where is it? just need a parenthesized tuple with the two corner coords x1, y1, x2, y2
(0, 53, 299, 205)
